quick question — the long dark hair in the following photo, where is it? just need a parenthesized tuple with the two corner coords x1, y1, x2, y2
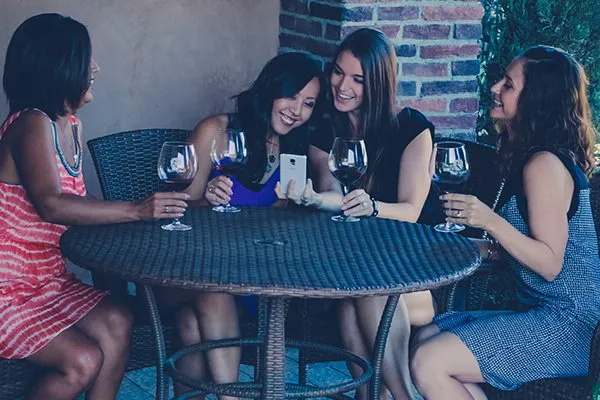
(3, 13, 92, 120)
(497, 45, 597, 178)
(328, 28, 399, 192)
(233, 52, 324, 186)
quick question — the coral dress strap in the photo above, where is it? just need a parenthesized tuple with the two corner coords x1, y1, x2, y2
(0, 108, 52, 139)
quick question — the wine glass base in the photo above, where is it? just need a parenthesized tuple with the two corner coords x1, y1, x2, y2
(434, 222, 465, 233)
(212, 205, 242, 213)
(161, 222, 192, 231)
(331, 214, 360, 223)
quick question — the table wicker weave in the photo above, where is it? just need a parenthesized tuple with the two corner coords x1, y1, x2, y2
(60, 207, 481, 399)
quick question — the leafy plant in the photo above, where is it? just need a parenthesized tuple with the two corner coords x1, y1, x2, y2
(477, 0, 600, 144)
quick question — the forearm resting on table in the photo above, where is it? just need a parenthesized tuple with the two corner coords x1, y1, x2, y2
(377, 201, 421, 222)
(36, 193, 140, 225)
(486, 214, 564, 281)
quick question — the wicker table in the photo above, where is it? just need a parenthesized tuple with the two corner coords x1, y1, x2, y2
(60, 207, 481, 400)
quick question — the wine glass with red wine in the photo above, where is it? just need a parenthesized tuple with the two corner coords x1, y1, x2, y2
(157, 141, 198, 231)
(209, 128, 248, 213)
(328, 137, 368, 222)
(433, 141, 470, 233)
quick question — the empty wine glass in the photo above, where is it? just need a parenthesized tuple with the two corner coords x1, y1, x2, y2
(433, 141, 470, 233)
(157, 141, 198, 231)
(209, 128, 248, 213)
(328, 138, 368, 223)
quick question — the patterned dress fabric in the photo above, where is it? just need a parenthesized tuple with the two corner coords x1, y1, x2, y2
(0, 110, 106, 359)
(434, 150, 600, 390)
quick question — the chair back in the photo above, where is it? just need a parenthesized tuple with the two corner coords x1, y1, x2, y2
(87, 129, 191, 201)
(87, 129, 190, 294)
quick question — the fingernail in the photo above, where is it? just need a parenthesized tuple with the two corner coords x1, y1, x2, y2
(184, 194, 191, 199)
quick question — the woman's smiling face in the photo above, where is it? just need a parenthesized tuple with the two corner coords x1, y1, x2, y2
(330, 50, 364, 114)
(490, 58, 525, 127)
(270, 77, 320, 135)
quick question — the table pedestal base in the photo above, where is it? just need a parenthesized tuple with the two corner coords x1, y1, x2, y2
(142, 289, 399, 400)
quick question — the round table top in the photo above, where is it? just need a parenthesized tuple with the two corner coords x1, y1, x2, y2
(60, 207, 481, 298)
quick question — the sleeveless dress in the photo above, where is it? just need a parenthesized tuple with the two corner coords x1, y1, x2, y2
(434, 150, 600, 390)
(0, 110, 107, 359)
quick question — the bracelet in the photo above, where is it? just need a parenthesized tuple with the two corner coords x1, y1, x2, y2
(485, 238, 499, 260)
(370, 197, 379, 217)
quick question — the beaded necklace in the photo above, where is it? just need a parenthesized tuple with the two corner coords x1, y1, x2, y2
(52, 116, 82, 177)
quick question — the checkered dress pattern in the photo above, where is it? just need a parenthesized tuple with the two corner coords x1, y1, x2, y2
(434, 152, 600, 390)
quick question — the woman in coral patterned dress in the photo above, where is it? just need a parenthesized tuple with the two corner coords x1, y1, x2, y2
(0, 14, 189, 400)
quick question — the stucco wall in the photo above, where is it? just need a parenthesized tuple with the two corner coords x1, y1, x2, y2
(0, 0, 280, 197)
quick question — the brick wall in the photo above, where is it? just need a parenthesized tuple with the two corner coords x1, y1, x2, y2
(279, 0, 484, 139)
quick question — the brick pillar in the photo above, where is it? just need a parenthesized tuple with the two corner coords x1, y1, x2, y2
(279, 0, 484, 140)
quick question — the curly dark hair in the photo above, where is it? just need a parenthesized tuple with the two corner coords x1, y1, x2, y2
(497, 45, 597, 178)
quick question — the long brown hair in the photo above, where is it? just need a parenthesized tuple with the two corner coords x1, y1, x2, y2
(497, 45, 597, 178)
(329, 28, 398, 192)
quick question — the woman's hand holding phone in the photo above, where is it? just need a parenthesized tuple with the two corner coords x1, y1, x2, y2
(275, 178, 322, 208)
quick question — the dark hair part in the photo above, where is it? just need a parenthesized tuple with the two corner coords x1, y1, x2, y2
(329, 28, 399, 192)
(497, 45, 597, 178)
(234, 52, 325, 185)
(3, 13, 92, 120)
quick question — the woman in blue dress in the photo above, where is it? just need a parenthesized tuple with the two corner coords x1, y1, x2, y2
(168, 52, 324, 400)
(410, 46, 600, 399)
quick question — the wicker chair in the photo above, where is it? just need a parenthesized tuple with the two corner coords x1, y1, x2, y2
(286, 139, 509, 387)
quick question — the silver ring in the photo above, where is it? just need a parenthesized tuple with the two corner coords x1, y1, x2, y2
(457, 210, 462, 217)
(165, 206, 170, 213)
(208, 186, 215, 193)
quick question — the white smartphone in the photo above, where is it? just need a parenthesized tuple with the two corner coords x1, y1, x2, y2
(280, 153, 307, 198)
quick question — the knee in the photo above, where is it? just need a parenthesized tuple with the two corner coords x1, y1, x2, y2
(196, 293, 236, 316)
(104, 304, 133, 347)
(410, 342, 439, 392)
(175, 306, 202, 344)
(63, 343, 104, 391)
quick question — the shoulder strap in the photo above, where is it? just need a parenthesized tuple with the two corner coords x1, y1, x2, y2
(0, 109, 54, 139)
(0, 111, 25, 139)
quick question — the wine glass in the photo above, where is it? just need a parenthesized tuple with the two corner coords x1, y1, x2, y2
(157, 141, 198, 231)
(433, 141, 470, 233)
(328, 138, 368, 223)
(209, 128, 248, 213)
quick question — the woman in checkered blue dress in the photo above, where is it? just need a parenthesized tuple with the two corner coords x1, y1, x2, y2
(409, 46, 600, 399)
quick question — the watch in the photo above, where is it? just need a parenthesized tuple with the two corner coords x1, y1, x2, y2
(370, 197, 379, 217)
